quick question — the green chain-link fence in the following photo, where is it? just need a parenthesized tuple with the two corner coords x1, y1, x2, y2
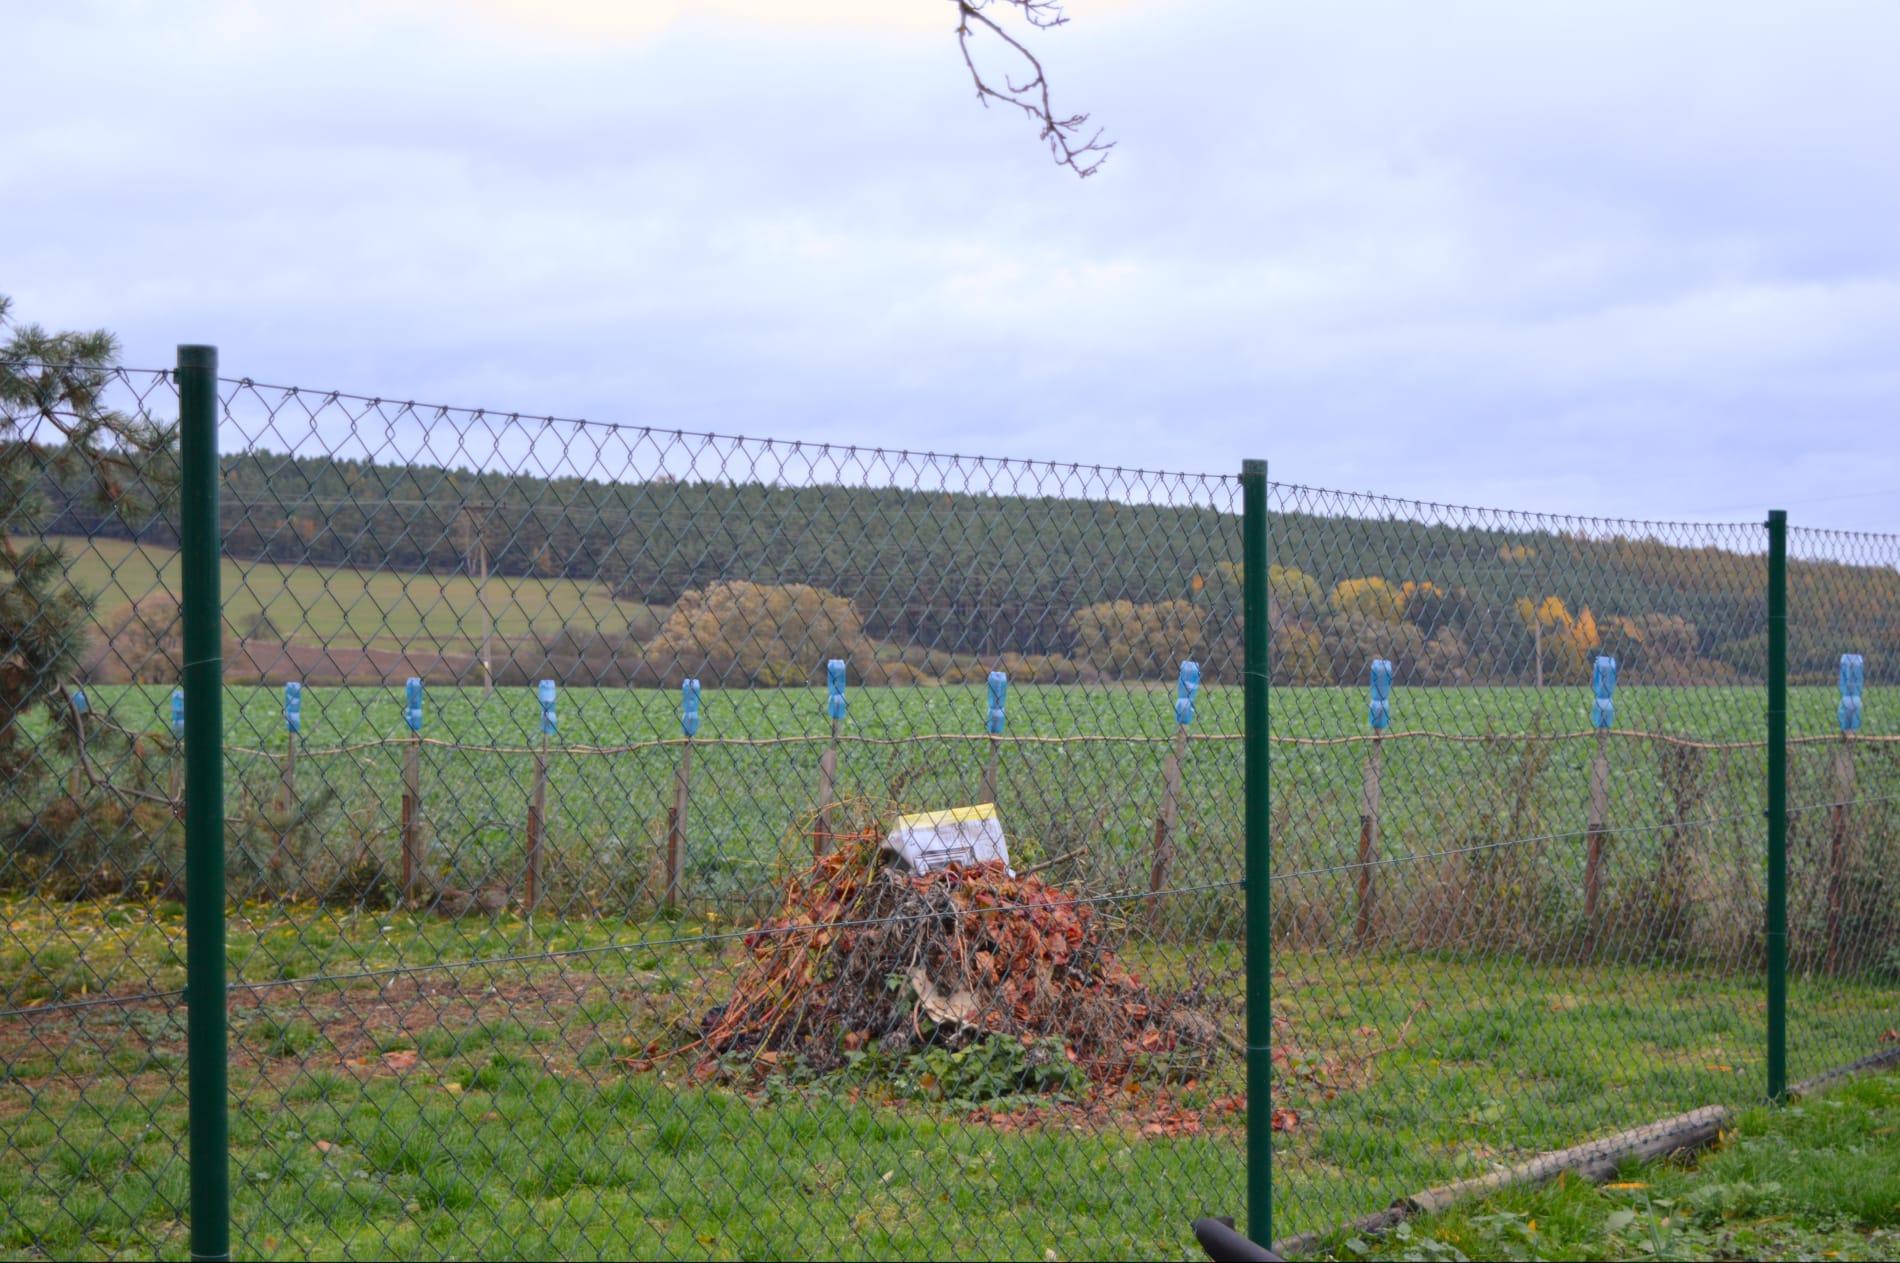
(2, 354, 1252, 1260)
(1263, 491, 1772, 1246)
(1, 350, 1895, 1260)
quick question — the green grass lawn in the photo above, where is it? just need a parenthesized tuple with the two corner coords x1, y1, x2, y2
(0, 897, 1247, 1261)
(1304, 1069, 1900, 1261)
(1, 895, 1894, 1259)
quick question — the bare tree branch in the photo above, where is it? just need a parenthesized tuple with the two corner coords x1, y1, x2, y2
(954, 0, 1112, 177)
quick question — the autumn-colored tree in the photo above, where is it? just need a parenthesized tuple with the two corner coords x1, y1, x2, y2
(102, 594, 182, 684)
(1331, 576, 1406, 623)
(1268, 565, 1325, 617)
(1067, 598, 1205, 679)
(1415, 627, 1473, 685)
(1318, 612, 1426, 685)
(1599, 613, 1704, 682)
(1513, 595, 1599, 685)
(641, 580, 875, 685)
(1273, 625, 1332, 686)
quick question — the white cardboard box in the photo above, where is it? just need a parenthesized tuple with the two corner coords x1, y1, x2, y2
(881, 803, 1012, 875)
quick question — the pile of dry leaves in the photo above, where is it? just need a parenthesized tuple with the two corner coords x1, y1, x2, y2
(696, 837, 1228, 1084)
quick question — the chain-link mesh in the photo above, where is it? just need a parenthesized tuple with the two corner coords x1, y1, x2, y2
(5, 363, 1898, 1259)
(4, 366, 1248, 1259)
(1263, 487, 1790, 1241)
(1785, 526, 1900, 1090)
(1, 363, 190, 1259)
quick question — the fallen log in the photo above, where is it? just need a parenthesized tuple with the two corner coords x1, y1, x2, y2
(1273, 1043, 1900, 1258)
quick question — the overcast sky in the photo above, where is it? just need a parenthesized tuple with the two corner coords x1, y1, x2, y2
(9, 1, 1899, 528)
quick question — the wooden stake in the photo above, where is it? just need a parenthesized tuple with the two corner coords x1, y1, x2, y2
(478, 524, 493, 699)
(1148, 724, 1191, 923)
(980, 734, 1002, 807)
(666, 740, 693, 911)
(1356, 732, 1383, 947)
(1584, 727, 1609, 956)
(276, 736, 297, 815)
(67, 692, 86, 799)
(169, 690, 184, 818)
(524, 734, 547, 913)
(400, 735, 423, 902)
(1827, 735, 1854, 974)
(267, 735, 299, 882)
(813, 716, 840, 858)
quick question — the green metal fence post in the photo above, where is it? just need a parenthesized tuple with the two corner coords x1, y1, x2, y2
(1766, 507, 1788, 1105)
(178, 345, 230, 1261)
(1241, 458, 1272, 1244)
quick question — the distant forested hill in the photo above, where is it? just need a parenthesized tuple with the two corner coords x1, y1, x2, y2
(35, 451, 1900, 685)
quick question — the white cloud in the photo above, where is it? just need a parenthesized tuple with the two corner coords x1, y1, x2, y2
(8, 0, 1900, 528)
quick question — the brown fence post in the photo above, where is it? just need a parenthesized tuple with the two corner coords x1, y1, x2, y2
(525, 738, 547, 914)
(524, 680, 556, 914)
(275, 683, 302, 819)
(1828, 653, 1863, 973)
(667, 743, 692, 910)
(814, 660, 845, 857)
(1584, 656, 1616, 958)
(67, 687, 90, 798)
(1148, 663, 1197, 929)
(666, 679, 700, 911)
(1150, 723, 1189, 899)
(1827, 736, 1852, 973)
(1357, 734, 1383, 947)
(400, 677, 424, 903)
(1356, 659, 1391, 947)
(1585, 730, 1608, 955)
(980, 671, 1007, 808)
(169, 688, 184, 817)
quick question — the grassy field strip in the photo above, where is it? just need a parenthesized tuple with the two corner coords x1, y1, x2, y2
(22, 535, 658, 648)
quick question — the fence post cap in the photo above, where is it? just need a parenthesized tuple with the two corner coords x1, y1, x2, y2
(827, 659, 848, 720)
(1592, 655, 1617, 729)
(1368, 659, 1392, 730)
(681, 677, 701, 737)
(1176, 660, 1200, 725)
(1840, 653, 1864, 731)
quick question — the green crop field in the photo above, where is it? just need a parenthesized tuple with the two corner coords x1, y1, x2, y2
(18, 681, 1894, 919)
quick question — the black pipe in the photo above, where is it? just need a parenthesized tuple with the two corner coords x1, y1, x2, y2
(1192, 1216, 1284, 1263)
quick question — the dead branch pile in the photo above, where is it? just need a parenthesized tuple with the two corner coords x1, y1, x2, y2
(699, 838, 1222, 1081)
